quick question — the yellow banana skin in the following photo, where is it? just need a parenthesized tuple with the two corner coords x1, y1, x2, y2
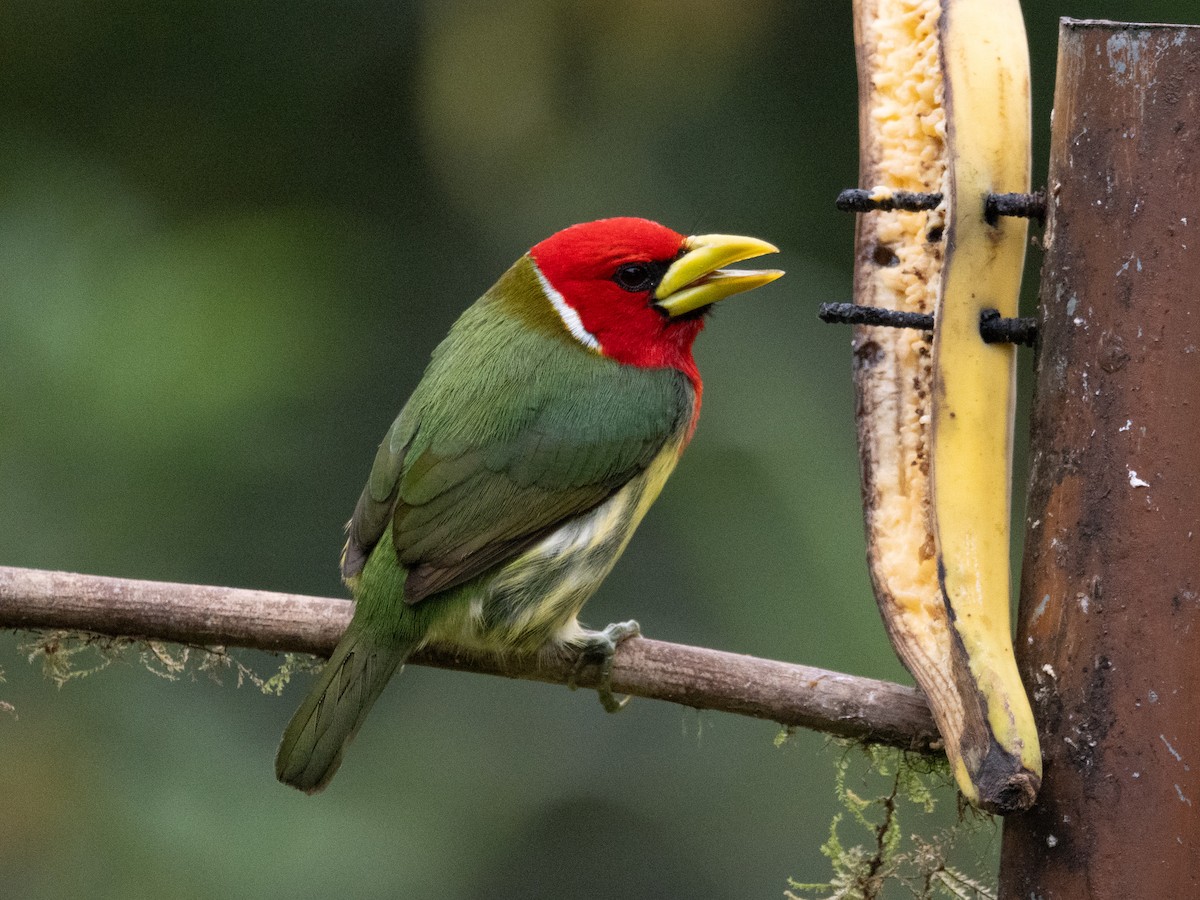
(850, 0, 1041, 813)
(932, 0, 1041, 809)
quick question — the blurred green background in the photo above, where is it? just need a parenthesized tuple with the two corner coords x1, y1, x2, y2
(1, 1, 1192, 897)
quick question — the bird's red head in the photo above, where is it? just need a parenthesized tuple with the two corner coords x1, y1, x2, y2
(529, 218, 698, 374)
(529, 218, 782, 385)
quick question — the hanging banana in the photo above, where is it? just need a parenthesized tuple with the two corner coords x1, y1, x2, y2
(848, 0, 1040, 813)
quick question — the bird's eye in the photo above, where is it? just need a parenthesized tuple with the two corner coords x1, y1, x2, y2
(613, 263, 654, 293)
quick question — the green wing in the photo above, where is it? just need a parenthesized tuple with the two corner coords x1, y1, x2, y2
(342, 279, 693, 604)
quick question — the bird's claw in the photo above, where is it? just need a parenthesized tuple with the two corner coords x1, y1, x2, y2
(567, 619, 641, 712)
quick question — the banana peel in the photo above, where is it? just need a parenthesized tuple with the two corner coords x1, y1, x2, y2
(849, 0, 1041, 814)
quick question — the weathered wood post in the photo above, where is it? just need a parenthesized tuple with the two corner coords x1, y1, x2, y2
(999, 18, 1200, 898)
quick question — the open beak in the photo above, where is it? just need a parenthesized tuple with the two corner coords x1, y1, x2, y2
(654, 234, 784, 318)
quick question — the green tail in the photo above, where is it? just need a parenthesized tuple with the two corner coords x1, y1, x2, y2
(275, 622, 413, 793)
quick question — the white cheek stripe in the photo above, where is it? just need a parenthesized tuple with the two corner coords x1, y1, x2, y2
(532, 261, 601, 352)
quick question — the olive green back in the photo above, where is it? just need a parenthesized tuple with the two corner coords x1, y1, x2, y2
(342, 256, 695, 604)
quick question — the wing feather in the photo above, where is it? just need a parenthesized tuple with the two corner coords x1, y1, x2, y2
(340, 259, 694, 600)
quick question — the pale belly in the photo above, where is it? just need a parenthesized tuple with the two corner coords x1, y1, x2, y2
(422, 440, 682, 653)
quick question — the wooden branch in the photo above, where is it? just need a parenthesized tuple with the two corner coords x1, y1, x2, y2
(0, 565, 938, 751)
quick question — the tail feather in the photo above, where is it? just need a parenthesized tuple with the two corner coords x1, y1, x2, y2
(275, 625, 412, 793)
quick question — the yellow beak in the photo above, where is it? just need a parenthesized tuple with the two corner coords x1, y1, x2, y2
(654, 233, 784, 318)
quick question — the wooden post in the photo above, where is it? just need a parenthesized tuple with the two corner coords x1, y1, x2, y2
(999, 19, 1200, 898)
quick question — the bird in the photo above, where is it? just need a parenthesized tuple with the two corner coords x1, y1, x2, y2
(275, 217, 782, 792)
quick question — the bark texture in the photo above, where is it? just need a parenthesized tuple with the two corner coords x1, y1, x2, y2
(999, 18, 1200, 899)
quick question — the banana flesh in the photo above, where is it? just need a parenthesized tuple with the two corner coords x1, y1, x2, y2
(849, 0, 1040, 814)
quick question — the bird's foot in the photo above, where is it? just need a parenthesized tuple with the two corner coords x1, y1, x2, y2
(567, 619, 641, 713)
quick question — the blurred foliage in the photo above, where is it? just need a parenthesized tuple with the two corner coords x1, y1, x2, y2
(1, 1, 1193, 897)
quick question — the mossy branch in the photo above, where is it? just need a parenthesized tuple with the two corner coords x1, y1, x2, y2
(0, 565, 938, 751)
